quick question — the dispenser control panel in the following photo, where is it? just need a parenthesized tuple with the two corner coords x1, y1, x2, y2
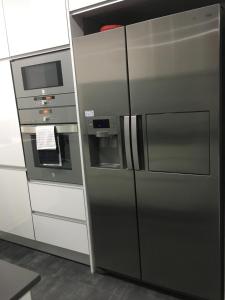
(86, 116, 121, 169)
(93, 119, 110, 129)
(86, 116, 118, 135)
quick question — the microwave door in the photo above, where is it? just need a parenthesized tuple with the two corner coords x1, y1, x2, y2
(12, 49, 74, 99)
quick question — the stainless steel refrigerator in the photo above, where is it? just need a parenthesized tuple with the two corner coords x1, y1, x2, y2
(73, 4, 221, 300)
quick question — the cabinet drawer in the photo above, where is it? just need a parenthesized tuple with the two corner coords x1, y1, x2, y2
(29, 183, 86, 221)
(33, 214, 89, 254)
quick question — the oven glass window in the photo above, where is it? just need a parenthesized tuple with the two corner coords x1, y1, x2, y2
(22, 61, 63, 90)
(31, 134, 72, 170)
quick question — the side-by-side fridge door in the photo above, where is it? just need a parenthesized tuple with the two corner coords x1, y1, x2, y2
(73, 28, 140, 279)
(126, 4, 221, 300)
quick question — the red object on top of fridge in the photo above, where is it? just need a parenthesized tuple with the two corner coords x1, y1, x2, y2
(100, 25, 122, 31)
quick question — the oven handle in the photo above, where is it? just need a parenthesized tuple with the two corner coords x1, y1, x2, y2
(21, 124, 78, 134)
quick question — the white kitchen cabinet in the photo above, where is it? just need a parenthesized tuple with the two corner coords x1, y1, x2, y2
(0, 0, 9, 58)
(69, 0, 120, 11)
(29, 182, 86, 221)
(0, 169, 34, 239)
(0, 60, 25, 167)
(3, 0, 69, 56)
(33, 214, 89, 254)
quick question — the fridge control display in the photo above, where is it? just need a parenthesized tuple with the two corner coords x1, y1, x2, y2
(93, 119, 110, 128)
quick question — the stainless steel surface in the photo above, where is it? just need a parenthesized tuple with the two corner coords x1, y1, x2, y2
(73, 4, 222, 300)
(73, 27, 140, 278)
(131, 116, 140, 171)
(21, 124, 78, 134)
(146, 112, 210, 174)
(124, 116, 132, 170)
(127, 4, 221, 299)
(83, 168, 140, 278)
(73, 28, 130, 116)
(126, 5, 220, 114)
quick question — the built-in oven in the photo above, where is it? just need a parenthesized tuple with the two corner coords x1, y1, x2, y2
(11, 49, 75, 109)
(21, 124, 82, 184)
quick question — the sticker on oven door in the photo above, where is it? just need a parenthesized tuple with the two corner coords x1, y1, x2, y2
(85, 110, 94, 117)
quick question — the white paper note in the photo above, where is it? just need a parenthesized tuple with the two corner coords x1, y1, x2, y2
(36, 125, 56, 150)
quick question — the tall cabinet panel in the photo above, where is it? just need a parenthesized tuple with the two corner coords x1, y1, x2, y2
(0, 169, 34, 239)
(3, 0, 69, 56)
(0, 60, 25, 167)
(0, 0, 9, 59)
(0, 60, 34, 239)
(126, 5, 221, 300)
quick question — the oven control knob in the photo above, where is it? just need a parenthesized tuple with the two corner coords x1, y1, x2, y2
(43, 116, 50, 122)
(41, 100, 48, 105)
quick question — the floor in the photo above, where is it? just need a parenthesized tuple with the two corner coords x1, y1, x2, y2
(0, 240, 180, 300)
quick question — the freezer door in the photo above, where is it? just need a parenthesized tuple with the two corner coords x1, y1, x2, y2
(73, 28, 140, 278)
(126, 4, 221, 299)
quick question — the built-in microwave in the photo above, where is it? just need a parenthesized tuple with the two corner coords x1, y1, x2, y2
(11, 49, 75, 109)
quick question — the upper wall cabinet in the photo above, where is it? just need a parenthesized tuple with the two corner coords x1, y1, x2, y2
(69, 0, 110, 11)
(3, 0, 69, 56)
(0, 60, 25, 167)
(0, 0, 9, 58)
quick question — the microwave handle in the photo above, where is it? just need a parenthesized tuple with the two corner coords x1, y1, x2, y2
(21, 124, 78, 134)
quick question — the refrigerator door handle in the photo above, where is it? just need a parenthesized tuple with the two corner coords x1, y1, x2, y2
(131, 115, 140, 170)
(124, 116, 133, 170)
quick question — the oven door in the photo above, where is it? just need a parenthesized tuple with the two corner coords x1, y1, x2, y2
(11, 49, 74, 99)
(21, 124, 82, 185)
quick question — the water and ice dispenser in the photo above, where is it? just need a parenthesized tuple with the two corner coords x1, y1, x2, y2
(86, 117, 122, 169)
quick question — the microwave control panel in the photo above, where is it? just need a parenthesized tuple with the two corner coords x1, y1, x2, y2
(16, 93, 75, 110)
(34, 95, 55, 106)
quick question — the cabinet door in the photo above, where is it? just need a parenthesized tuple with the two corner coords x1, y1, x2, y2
(3, 0, 69, 56)
(0, 60, 25, 167)
(0, 169, 34, 239)
(69, 0, 107, 11)
(0, 0, 9, 58)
